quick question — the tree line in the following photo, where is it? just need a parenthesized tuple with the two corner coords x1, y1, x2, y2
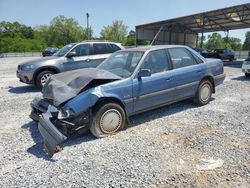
(0, 15, 249, 52)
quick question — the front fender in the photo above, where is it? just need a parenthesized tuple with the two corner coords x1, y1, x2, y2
(63, 86, 126, 116)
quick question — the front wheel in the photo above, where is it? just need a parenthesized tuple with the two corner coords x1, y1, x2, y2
(90, 103, 126, 138)
(193, 80, 212, 106)
(35, 70, 54, 89)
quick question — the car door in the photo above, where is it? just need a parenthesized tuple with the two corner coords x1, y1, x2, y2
(167, 47, 205, 100)
(133, 49, 175, 113)
(62, 44, 93, 71)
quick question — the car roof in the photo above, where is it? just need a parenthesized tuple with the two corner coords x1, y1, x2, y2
(77, 40, 121, 45)
(121, 45, 191, 52)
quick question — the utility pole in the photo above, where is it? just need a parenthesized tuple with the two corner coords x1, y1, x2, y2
(86, 13, 90, 40)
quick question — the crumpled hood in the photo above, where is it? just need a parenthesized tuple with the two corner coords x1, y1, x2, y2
(42, 68, 122, 106)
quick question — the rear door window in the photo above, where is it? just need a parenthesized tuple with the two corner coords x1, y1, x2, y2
(93, 43, 110, 55)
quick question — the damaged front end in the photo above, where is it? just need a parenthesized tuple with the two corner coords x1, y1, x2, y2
(37, 104, 91, 156)
(30, 68, 121, 156)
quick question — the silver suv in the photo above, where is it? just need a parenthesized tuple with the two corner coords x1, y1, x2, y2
(17, 41, 124, 89)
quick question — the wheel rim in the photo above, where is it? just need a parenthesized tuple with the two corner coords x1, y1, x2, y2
(100, 109, 122, 134)
(41, 73, 52, 86)
(200, 83, 211, 102)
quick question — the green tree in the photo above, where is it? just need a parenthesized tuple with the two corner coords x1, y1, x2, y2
(47, 15, 85, 46)
(242, 31, 250, 50)
(205, 33, 225, 49)
(197, 35, 206, 48)
(100, 20, 128, 43)
(125, 30, 136, 46)
(223, 37, 242, 51)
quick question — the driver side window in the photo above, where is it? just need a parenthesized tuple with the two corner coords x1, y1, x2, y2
(140, 49, 170, 74)
(70, 44, 91, 57)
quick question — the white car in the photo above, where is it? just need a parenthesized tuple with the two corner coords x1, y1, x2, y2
(242, 58, 250, 77)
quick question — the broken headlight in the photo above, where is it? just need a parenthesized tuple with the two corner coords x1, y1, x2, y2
(58, 108, 75, 119)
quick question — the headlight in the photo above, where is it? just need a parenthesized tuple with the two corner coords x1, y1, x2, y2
(58, 108, 75, 119)
(23, 64, 35, 70)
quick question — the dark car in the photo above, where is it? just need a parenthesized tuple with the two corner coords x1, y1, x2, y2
(17, 41, 124, 89)
(30, 45, 225, 156)
(213, 49, 235, 61)
(42, 47, 59, 57)
(193, 48, 216, 58)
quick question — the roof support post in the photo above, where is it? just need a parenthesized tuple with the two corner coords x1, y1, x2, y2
(200, 16, 205, 48)
(225, 30, 229, 48)
(184, 33, 186, 45)
(135, 30, 138, 47)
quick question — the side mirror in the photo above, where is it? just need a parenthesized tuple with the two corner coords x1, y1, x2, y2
(138, 69, 151, 78)
(66, 51, 77, 58)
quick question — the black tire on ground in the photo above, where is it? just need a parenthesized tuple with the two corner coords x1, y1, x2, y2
(90, 102, 126, 138)
(35, 70, 54, 89)
(193, 80, 213, 106)
(245, 73, 250, 77)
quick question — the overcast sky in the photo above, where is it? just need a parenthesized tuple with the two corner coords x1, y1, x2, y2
(0, 0, 249, 42)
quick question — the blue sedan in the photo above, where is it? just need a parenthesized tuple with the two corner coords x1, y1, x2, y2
(30, 45, 225, 156)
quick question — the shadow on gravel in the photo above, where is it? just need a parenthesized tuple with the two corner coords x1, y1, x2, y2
(232, 75, 250, 81)
(8, 85, 39, 94)
(22, 121, 56, 162)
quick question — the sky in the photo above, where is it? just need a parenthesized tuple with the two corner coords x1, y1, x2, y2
(0, 0, 249, 42)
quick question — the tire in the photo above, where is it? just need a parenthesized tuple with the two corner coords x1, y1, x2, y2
(193, 80, 212, 106)
(35, 70, 54, 89)
(90, 102, 126, 138)
(245, 73, 250, 77)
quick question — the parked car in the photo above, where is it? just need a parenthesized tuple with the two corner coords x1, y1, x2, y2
(30, 45, 225, 156)
(212, 48, 235, 61)
(16, 41, 124, 89)
(42, 47, 59, 57)
(242, 57, 250, 77)
(193, 48, 213, 58)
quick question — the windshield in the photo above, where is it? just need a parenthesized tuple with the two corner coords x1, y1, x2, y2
(98, 51, 144, 78)
(54, 44, 76, 57)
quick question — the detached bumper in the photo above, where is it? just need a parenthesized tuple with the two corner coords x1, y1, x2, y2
(38, 110, 67, 157)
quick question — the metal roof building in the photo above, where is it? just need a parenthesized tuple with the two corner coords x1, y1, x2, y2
(135, 3, 250, 47)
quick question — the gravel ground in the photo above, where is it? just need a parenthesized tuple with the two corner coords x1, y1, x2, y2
(0, 57, 249, 187)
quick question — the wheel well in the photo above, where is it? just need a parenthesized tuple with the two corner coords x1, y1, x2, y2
(201, 76, 215, 93)
(92, 97, 128, 120)
(33, 67, 59, 82)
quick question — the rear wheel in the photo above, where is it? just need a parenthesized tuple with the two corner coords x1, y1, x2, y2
(90, 103, 126, 138)
(193, 80, 212, 106)
(35, 70, 54, 89)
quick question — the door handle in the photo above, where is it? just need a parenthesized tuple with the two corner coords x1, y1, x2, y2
(86, 58, 90, 62)
(165, 77, 171, 81)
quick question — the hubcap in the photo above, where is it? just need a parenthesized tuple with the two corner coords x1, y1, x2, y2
(100, 109, 122, 134)
(200, 84, 211, 102)
(41, 73, 52, 86)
